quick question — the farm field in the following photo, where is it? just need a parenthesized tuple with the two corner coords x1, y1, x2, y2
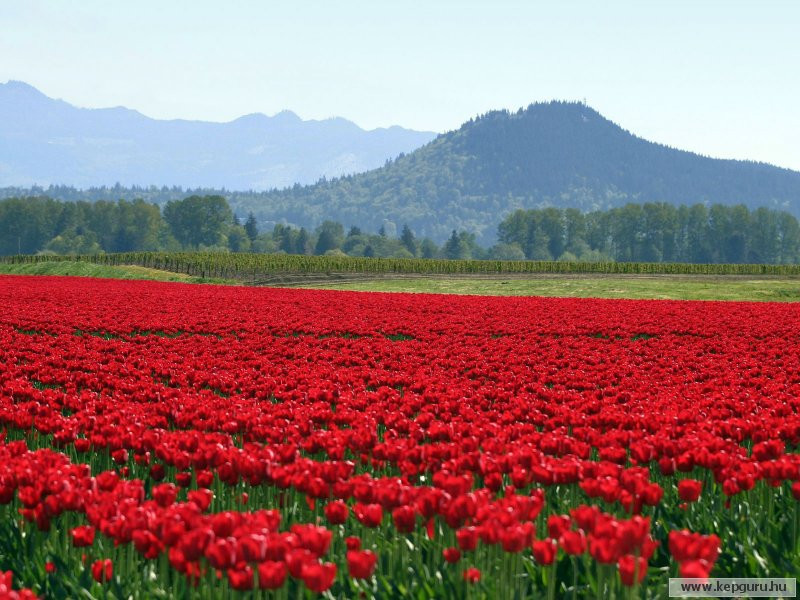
(7, 252, 800, 279)
(1, 274, 800, 598)
(4, 258, 800, 302)
(293, 274, 800, 302)
(0, 260, 231, 284)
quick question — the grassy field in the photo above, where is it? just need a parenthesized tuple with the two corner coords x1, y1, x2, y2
(3, 259, 800, 301)
(0, 260, 233, 284)
(293, 275, 800, 301)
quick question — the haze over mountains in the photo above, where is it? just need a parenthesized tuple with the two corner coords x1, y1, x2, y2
(0, 81, 436, 190)
(2, 82, 800, 244)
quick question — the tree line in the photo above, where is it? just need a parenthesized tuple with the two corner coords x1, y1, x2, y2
(1, 195, 799, 264)
(0, 195, 461, 259)
(498, 203, 800, 264)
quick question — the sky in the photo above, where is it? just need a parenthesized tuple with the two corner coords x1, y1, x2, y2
(2, 0, 799, 170)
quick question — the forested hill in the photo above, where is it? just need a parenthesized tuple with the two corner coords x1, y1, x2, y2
(235, 101, 800, 244)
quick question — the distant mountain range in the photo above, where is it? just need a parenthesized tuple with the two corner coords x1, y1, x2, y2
(3, 84, 800, 244)
(0, 80, 436, 190)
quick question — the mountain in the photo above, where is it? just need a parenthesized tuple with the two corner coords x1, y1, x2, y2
(4, 91, 800, 245)
(0, 80, 436, 190)
(237, 101, 800, 244)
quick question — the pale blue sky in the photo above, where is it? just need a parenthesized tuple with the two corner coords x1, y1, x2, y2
(2, 1, 799, 169)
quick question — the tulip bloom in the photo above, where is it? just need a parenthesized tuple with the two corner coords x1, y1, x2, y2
(392, 505, 416, 534)
(324, 501, 349, 525)
(70, 525, 95, 548)
(679, 559, 712, 579)
(618, 555, 647, 586)
(456, 527, 479, 552)
(196, 470, 214, 488)
(301, 562, 337, 593)
(347, 550, 378, 579)
(227, 566, 253, 591)
(258, 561, 288, 590)
(442, 547, 461, 563)
(532, 539, 557, 565)
(791, 481, 800, 501)
(559, 530, 587, 556)
(678, 480, 702, 503)
(91, 559, 113, 583)
(152, 483, 178, 507)
(547, 514, 571, 539)
(353, 503, 383, 528)
(345, 536, 362, 551)
(463, 567, 481, 584)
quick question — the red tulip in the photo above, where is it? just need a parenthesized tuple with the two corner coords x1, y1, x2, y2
(149, 464, 166, 481)
(501, 525, 529, 553)
(589, 535, 620, 564)
(111, 449, 128, 464)
(353, 503, 383, 528)
(300, 561, 337, 593)
(618, 555, 647, 586)
(347, 550, 378, 579)
(345, 536, 362, 551)
(547, 514, 571, 539)
(187, 488, 214, 512)
(178, 527, 214, 562)
(463, 567, 481, 583)
(291, 524, 332, 557)
(70, 525, 95, 548)
(679, 559, 712, 579)
(152, 483, 178, 507)
(324, 500, 349, 525)
(456, 527, 479, 551)
(442, 547, 461, 563)
(559, 530, 587, 555)
(196, 470, 214, 488)
(532, 539, 557, 565)
(791, 481, 800, 501)
(91, 559, 113, 583)
(286, 549, 315, 579)
(668, 530, 720, 566)
(133, 530, 163, 559)
(392, 505, 416, 533)
(205, 538, 237, 570)
(678, 480, 702, 503)
(570, 505, 599, 533)
(239, 534, 268, 563)
(258, 560, 288, 590)
(227, 565, 253, 591)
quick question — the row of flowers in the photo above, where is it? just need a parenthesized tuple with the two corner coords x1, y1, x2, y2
(0, 275, 798, 596)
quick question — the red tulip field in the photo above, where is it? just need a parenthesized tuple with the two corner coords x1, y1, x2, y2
(1, 274, 799, 598)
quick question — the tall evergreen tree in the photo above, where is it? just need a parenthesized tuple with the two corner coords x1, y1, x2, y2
(295, 228, 311, 255)
(244, 212, 259, 242)
(400, 224, 417, 255)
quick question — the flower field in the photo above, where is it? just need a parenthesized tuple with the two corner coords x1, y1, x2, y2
(1, 274, 799, 598)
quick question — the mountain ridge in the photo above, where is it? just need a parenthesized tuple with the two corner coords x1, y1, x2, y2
(0, 80, 437, 190)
